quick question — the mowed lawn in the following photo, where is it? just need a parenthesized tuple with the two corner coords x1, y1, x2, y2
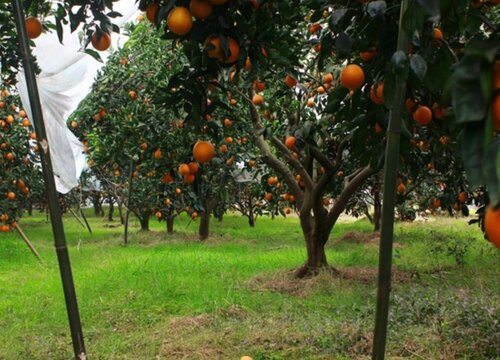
(0, 212, 498, 359)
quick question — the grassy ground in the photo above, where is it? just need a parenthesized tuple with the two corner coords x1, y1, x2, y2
(0, 211, 498, 359)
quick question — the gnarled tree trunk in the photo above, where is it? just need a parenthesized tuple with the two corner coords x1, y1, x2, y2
(199, 210, 211, 240)
(139, 211, 150, 231)
(166, 217, 174, 234)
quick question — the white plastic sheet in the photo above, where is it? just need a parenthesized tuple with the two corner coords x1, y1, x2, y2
(17, 2, 139, 193)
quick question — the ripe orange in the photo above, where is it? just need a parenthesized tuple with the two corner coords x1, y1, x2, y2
(140, 142, 148, 151)
(225, 37, 240, 64)
(267, 176, 278, 186)
(178, 163, 190, 176)
(25, 17, 43, 39)
(0, 225, 10, 232)
(458, 191, 468, 203)
(188, 162, 199, 174)
(153, 148, 162, 159)
(5, 152, 14, 161)
(18, 110, 27, 118)
(264, 192, 273, 201)
(191, 211, 198, 220)
(252, 94, 264, 106)
(146, 3, 159, 23)
(340, 64, 365, 91)
(22, 118, 31, 127)
(229, 98, 237, 106)
(284, 75, 297, 88)
(432, 198, 441, 209)
(493, 60, 500, 91)
(359, 49, 376, 62)
(492, 94, 500, 132)
(91, 31, 111, 51)
(369, 83, 384, 105)
(308, 23, 321, 33)
(128, 90, 137, 100)
(433, 28, 443, 41)
(205, 35, 223, 61)
(253, 80, 266, 92)
(317, 86, 325, 94)
(285, 136, 296, 149)
(155, 211, 162, 219)
(7, 192, 16, 201)
(6, 115, 14, 124)
(374, 122, 383, 133)
(189, 0, 213, 19)
(0, 214, 8, 222)
(284, 207, 292, 214)
(313, 43, 322, 53)
(484, 207, 500, 248)
(193, 140, 215, 163)
(244, 57, 252, 71)
(167, 7, 193, 36)
(175, 188, 182, 195)
(406, 98, 416, 112)
(225, 137, 233, 144)
(219, 144, 228, 153)
(307, 97, 315, 107)
(162, 173, 174, 184)
(413, 105, 432, 126)
(397, 183, 406, 194)
(247, 159, 256, 167)
(223, 118, 232, 127)
(184, 174, 195, 184)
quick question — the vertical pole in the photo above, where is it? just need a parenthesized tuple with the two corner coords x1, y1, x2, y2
(11, 1, 87, 358)
(372, 1, 409, 359)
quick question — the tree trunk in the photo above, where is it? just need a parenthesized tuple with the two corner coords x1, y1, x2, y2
(295, 231, 330, 278)
(27, 199, 33, 216)
(199, 210, 210, 241)
(139, 213, 150, 231)
(166, 217, 174, 234)
(373, 189, 382, 232)
(107, 195, 114, 221)
(92, 193, 104, 216)
(248, 196, 255, 227)
(117, 199, 124, 224)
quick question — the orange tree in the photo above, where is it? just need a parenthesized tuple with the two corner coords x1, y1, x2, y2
(0, 89, 41, 232)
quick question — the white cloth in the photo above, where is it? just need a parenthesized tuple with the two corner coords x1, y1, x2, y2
(17, 2, 139, 193)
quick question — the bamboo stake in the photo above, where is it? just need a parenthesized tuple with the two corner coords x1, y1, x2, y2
(13, 222, 43, 264)
(11, 1, 87, 358)
(372, 1, 410, 359)
(68, 207, 86, 229)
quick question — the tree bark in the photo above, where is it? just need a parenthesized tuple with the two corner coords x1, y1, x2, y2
(166, 217, 174, 234)
(373, 188, 382, 232)
(199, 210, 210, 240)
(139, 212, 150, 231)
(107, 195, 114, 221)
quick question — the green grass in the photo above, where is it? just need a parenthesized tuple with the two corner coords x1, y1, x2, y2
(0, 212, 498, 359)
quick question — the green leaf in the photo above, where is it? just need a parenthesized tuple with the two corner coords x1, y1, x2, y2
(84, 49, 103, 63)
(415, 0, 440, 21)
(465, 38, 500, 63)
(483, 139, 500, 207)
(409, 54, 427, 81)
(452, 56, 486, 124)
(460, 123, 485, 187)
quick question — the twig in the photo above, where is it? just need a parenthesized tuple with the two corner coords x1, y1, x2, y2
(14, 222, 43, 264)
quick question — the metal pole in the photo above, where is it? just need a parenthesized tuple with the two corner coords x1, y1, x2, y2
(11, 1, 87, 358)
(372, 0, 409, 359)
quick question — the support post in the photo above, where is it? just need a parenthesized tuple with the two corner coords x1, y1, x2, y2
(372, 1, 409, 359)
(11, 1, 87, 358)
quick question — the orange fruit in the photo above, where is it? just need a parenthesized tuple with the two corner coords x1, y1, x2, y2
(155, 211, 162, 219)
(308, 23, 321, 33)
(22, 118, 31, 127)
(175, 188, 182, 195)
(219, 144, 228, 153)
(0, 225, 10, 232)
(313, 43, 322, 53)
(285, 136, 296, 149)
(162, 173, 174, 184)
(433, 28, 443, 41)
(492, 94, 500, 132)
(223, 118, 232, 127)
(225, 37, 240, 64)
(432, 103, 445, 120)
(140, 142, 148, 151)
(244, 57, 252, 71)
(307, 97, 315, 107)
(484, 206, 500, 248)
(413, 105, 432, 126)
(146, 3, 159, 23)
(397, 183, 406, 194)
(189, 0, 213, 19)
(317, 86, 325, 94)
(191, 211, 198, 220)
(359, 49, 376, 62)
(205, 35, 223, 61)
(432, 198, 442, 209)
(369, 82, 384, 105)
(225, 137, 233, 144)
(167, 7, 193, 36)
(18, 110, 27, 118)
(253, 80, 266, 92)
(25, 17, 43, 39)
(6, 115, 14, 124)
(5, 153, 14, 161)
(178, 163, 191, 176)
(493, 60, 500, 91)
(184, 174, 196, 184)
(374, 122, 383, 133)
(458, 191, 468, 203)
(284, 75, 297, 88)
(128, 90, 137, 100)
(193, 140, 215, 163)
(188, 162, 199, 174)
(7, 192, 16, 201)
(226, 156, 235, 166)
(267, 176, 278, 186)
(252, 94, 264, 106)
(153, 148, 162, 159)
(91, 31, 111, 51)
(229, 98, 237, 106)
(340, 64, 365, 91)
(406, 98, 416, 112)
(284, 207, 292, 214)
(264, 192, 273, 201)
(0, 213, 8, 222)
